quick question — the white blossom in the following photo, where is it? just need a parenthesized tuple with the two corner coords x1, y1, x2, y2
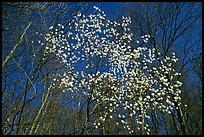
(39, 6, 184, 135)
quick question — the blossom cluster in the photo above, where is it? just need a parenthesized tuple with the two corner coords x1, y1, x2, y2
(39, 6, 184, 135)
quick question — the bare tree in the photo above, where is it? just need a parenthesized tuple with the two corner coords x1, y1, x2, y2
(2, 2, 90, 135)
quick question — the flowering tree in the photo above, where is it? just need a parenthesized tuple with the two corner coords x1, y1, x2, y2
(37, 6, 185, 135)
